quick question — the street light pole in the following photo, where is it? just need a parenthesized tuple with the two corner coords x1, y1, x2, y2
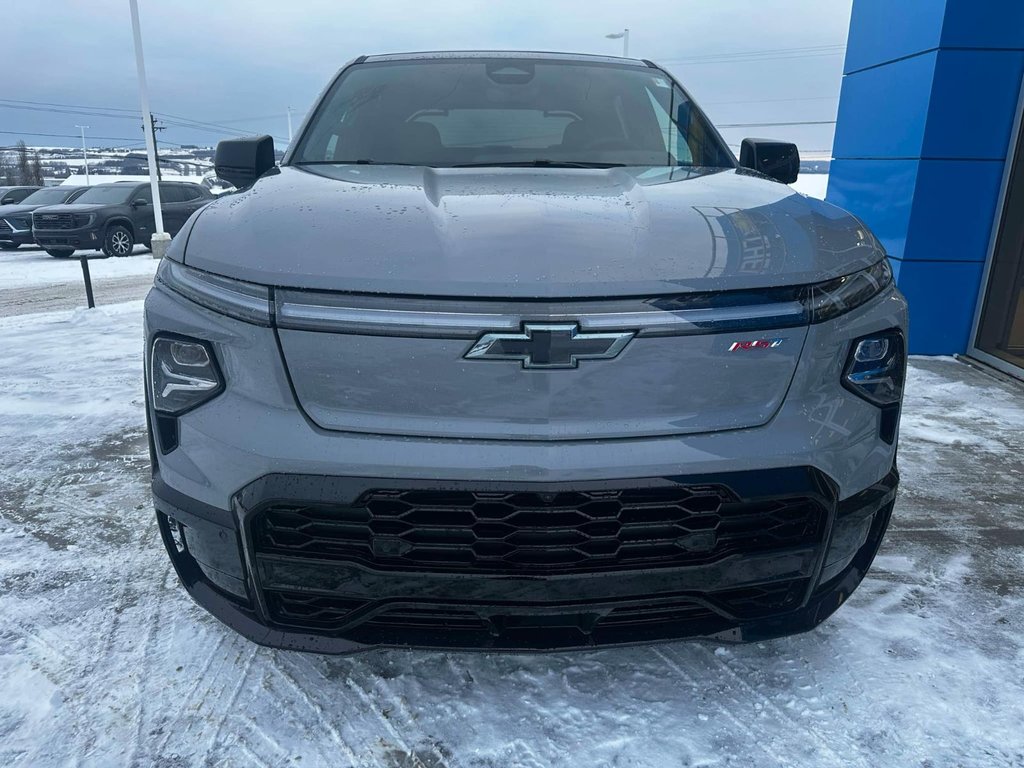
(287, 107, 294, 144)
(128, 0, 168, 259)
(605, 28, 630, 57)
(75, 125, 90, 184)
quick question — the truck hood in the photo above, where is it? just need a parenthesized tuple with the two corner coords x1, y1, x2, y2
(0, 203, 52, 217)
(183, 164, 883, 297)
(34, 203, 111, 215)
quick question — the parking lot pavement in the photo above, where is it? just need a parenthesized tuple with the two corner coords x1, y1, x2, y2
(0, 246, 157, 317)
(1, 302, 1023, 768)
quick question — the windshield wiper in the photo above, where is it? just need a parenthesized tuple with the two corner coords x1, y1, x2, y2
(450, 160, 627, 169)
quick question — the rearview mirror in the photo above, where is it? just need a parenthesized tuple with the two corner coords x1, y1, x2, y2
(739, 138, 799, 184)
(215, 135, 275, 189)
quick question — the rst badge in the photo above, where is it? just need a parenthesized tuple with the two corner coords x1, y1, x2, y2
(728, 338, 785, 352)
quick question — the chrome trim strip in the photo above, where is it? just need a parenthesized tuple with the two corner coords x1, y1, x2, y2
(274, 297, 808, 338)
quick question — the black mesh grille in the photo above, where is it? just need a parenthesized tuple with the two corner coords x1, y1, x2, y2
(263, 579, 809, 648)
(33, 212, 75, 230)
(253, 485, 826, 574)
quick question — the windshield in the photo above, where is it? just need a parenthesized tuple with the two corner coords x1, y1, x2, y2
(22, 187, 76, 205)
(73, 185, 136, 204)
(293, 58, 735, 169)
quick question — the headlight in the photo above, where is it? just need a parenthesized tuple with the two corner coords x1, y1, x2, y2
(72, 213, 94, 227)
(155, 259, 271, 325)
(6, 216, 31, 230)
(842, 329, 906, 406)
(150, 336, 223, 415)
(804, 259, 893, 323)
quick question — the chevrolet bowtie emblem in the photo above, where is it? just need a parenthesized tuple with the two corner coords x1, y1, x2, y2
(465, 323, 634, 369)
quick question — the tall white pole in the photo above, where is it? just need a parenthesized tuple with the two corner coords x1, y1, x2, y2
(287, 107, 294, 144)
(129, 0, 165, 236)
(75, 125, 90, 184)
(623, 28, 630, 58)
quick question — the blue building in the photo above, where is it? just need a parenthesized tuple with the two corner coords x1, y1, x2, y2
(827, 0, 1024, 378)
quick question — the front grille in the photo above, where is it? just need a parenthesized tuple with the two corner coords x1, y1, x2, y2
(253, 485, 826, 574)
(33, 212, 75, 230)
(263, 579, 809, 648)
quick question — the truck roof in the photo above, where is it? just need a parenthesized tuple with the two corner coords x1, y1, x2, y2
(362, 50, 651, 67)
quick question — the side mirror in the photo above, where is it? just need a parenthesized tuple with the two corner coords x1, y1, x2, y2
(0, 197, 14, 205)
(132, 199, 149, 208)
(739, 138, 799, 184)
(215, 135, 275, 189)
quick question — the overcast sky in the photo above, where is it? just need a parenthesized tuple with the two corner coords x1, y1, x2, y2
(4, 0, 852, 157)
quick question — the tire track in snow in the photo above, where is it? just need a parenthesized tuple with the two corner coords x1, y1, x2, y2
(270, 655, 363, 766)
(342, 658, 452, 768)
(652, 646, 829, 768)
(201, 645, 261, 767)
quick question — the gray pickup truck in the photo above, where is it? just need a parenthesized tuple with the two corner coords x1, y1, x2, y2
(144, 51, 907, 654)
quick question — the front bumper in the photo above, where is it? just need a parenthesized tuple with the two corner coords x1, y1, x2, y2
(153, 465, 897, 653)
(33, 226, 102, 250)
(0, 227, 34, 246)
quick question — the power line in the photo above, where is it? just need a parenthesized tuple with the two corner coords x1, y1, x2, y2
(0, 97, 140, 113)
(0, 129, 193, 147)
(660, 43, 845, 61)
(660, 44, 846, 66)
(703, 95, 838, 106)
(0, 102, 142, 120)
(716, 120, 837, 128)
(0, 99, 289, 144)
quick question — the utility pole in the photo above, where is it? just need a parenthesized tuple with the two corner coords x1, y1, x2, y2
(128, 0, 167, 260)
(287, 107, 294, 144)
(75, 125, 90, 184)
(148, 113, 165, 180)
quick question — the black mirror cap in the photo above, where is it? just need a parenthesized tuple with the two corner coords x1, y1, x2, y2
(215, 135, 275, 189)
(739, 138, 800, 184)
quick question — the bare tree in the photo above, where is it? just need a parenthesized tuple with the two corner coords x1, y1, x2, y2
(15, 141, 32, 185)
(0, 152, 15, 184)
(31, 151, 44, 185)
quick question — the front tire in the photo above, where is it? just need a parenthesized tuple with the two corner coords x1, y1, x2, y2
(103, 225, 134, 258)
(46, 247, 75, 258)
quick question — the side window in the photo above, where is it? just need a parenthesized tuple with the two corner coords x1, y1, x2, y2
(159, 183, 183, 203)
(180, 184, 203, 201)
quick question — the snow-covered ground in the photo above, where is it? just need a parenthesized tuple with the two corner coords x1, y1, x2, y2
(0, 246, 157, 291)
(1, 299, 1023, 767)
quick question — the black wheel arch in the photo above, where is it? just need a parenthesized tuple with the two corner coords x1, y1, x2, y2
(104, 217, 135, 240)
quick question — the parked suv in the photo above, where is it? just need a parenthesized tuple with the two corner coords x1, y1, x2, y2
(33, 180, 213, 258)
(0, 186, 89, 250)
(146, 52, 907, 653)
